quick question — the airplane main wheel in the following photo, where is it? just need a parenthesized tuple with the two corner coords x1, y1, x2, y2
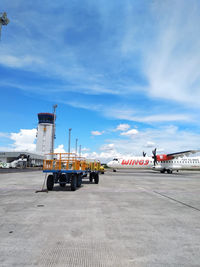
(47, 175, 54, 191)
(160, 170, 165, 173)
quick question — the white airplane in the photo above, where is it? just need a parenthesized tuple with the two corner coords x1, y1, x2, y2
(107, 149, 200, 173)
(0, 157, 28, 169)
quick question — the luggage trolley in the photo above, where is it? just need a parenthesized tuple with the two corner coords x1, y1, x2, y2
(43, 153, 100, 191)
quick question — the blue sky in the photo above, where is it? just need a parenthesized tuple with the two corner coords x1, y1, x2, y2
(1, 0, 200, 161)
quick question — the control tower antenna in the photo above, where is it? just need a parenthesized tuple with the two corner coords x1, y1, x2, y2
(0, 12, 9, 40)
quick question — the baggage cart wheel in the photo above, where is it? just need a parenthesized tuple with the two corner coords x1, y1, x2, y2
(89, 172, 93, 183)
(59, 174, 66, 187)
(94, 173, 99, 184)
(77, 174, 82, 188)
(47, 175, 54, 191)
(71, 174, 77, 191)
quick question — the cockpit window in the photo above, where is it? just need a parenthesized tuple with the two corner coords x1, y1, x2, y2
(113, 158, 118, 161)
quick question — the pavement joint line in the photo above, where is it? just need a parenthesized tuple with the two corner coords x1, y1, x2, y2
(153, 191, 200, 212)
(137, 186, 200, 212)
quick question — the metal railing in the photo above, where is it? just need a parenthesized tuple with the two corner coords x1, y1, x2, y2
(43, 153, 101, 171)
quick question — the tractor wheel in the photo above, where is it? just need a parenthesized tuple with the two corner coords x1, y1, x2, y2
(47, 175, 54, 191)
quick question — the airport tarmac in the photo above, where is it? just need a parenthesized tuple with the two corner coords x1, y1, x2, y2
(1, 169, 200, 266)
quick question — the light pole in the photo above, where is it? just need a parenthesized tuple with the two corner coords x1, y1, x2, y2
(68, 128, 72, 156)
(75, 138, 78, 156)
(52, 104, 57, 157)
(79, 145, 81, 157)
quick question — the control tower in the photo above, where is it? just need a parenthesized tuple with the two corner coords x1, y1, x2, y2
(36, 113, 55, 156)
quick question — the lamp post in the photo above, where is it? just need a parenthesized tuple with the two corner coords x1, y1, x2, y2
(79, 145, 81, 157)
(75, 138, 78, 156)
(68, 128, 72, 156)
(52, 104, 57, 157)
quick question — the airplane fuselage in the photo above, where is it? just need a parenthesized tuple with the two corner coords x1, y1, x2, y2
(107, 156, 200, 173)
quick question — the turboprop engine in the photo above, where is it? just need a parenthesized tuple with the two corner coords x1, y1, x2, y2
(156, 154, 173, 161)
(152, 148, 173, 165)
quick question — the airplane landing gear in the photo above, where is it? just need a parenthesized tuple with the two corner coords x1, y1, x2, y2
(160, 169, 173, 174)
(167, 169, 173, 174)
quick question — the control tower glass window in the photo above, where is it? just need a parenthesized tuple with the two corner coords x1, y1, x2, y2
(38, 113, 54, 124)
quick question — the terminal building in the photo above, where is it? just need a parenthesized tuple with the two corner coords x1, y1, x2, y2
(0, 151, 44, 167)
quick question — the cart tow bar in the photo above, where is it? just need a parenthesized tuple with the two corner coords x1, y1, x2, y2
(35, 173, 48, 193)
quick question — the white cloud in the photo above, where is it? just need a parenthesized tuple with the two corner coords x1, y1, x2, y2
(116, 1, 200, 107)
(81, 150, 123, 163)
(0, 132, 9, 138)
(0, 146, 13, 152)
(143, 1, 200, 106)
(82, 147, 90, 152)
(145, 141, 156, 148)
(115, 123, 130, 131)
(120, 129, 139, 136)
(10, 129, 37, 152)
(104, 126, 200, 158)
(54, 144, 66, 153)
(0, 55, 43, 68)
(62, 101, 101, 111)
(91, 130, 104, 136)
(102, 106, 193, 123)
(100, 143, 115, 151)
(137, 114, 191, 123)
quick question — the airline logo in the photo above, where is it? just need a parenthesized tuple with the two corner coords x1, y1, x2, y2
(121, 159, 149, 166)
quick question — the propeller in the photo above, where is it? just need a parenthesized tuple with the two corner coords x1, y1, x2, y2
(152, 148, 157, 166)
(143, 151, 146, 157)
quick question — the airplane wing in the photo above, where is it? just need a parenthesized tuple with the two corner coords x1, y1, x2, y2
(166, 150, 200, 158)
